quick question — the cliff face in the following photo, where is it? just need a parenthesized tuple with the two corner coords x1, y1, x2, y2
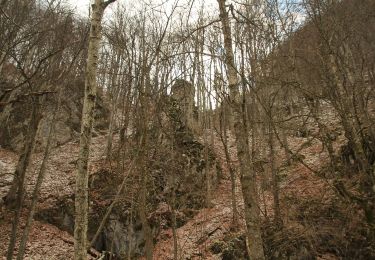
(170, 79, 199, 134)
(75, 79, 220, 258)
(0, 78, 109, 152)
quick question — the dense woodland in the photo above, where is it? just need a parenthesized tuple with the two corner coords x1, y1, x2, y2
(0, 0, 374, 259)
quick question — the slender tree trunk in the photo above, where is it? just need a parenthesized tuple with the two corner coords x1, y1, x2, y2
(204, 132, 212, 207)
(74, 1, 116, 259)
(139, 172, 153, 260)
(106, 49, 121, 160)
(280, 126, 291, 166)
(269, 121, 281, 226)
(16, 94, 61, 260)
(219, 104, 238, 227)
(327, 54, 375, 211)
(127, 196, 134, 260)
(89, 161, 135, 249)
(0, 51, 6, 74)
(4, 99, 41, 206)
(106, 86, 116, 160)
(6, 99, 41, 260)
(217, 1, 265, 259)
(171, 145, 178, 260)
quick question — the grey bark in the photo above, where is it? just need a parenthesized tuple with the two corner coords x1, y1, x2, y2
(6, 98, 41, 260)
(217, 0, 265, 259)
(269, 122, 281, 225)
(74, 1, 116, 259)
(219, 103, 238, 227)
(16, 93, 61, 260)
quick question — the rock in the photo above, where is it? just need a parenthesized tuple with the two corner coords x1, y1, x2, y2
(0, 79, 109, 152)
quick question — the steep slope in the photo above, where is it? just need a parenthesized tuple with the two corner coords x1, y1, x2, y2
(152, 132, 246, 259)
(0, 103, 372, 259)
(0, 135, 109, 259)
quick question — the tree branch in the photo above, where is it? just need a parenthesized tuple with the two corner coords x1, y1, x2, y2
(103, 0, 117, 9)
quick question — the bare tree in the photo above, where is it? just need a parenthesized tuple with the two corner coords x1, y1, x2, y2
(217, 0, 265, 258)
(74, 0, 116, 259)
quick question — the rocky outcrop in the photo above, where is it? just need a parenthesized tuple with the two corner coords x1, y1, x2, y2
(170, 79, 199, 133)
(78, 79, 221, 258)
(0, 79, 109, 152)
(0, 79, 220, 259)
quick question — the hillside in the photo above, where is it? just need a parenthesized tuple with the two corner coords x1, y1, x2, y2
(0, 0, 374, 259)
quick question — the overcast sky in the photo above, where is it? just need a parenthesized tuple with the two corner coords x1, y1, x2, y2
(66, 0, 218, 19)
(65, 0, 304, 32)
(66, 0, 90, 16)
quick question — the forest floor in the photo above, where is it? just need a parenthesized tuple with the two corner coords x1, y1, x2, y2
(0, 124, 341, 259)
(0, 135, 109, 259)
(152, 133, 247, 259)
(152, 130, 337, 260)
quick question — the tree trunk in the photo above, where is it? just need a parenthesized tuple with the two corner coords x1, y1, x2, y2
(204, 132, 212, 207)
(106, 49, 121, 160)
(16, 94, 60, 260)
(219, 104, 239, 227)
(327, 54, 375, 206)
(6, 99, 41, 260)
(89, 161, 135, 249)
(139, 173, 153, 260)
(171, 147, 178, 260)
(74, 1, 115, 259)
(217, 1, 265, 259)
(269, 122, 281, 226)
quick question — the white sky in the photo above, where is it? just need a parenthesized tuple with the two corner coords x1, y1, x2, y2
(64, 0, 304, 39)
(66, 0, 218, 19)
(66, 0, 89, 15)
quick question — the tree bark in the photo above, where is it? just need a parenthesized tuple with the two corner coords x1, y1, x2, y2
(6, 98, 41, 260)
(171, 146, 178, 260)
(139, 172, 153, 260)
(219, 103, 239, 227)
(217, 0, 265, 259)
(106, 48, 121, 161)
(74, 1, 116, 259)
(16, 94, 60, 260)
(269, 122, 281, 226)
